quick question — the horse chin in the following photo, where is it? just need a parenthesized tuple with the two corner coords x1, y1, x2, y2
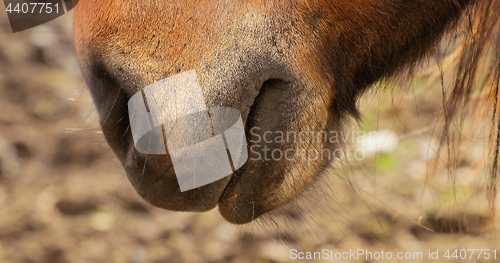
(122, 143, 328, 225)
(217, 143, 334, 224)
(216, 79, 335, 224)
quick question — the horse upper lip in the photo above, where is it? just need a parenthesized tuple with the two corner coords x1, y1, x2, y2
(123, 62, 295, 216)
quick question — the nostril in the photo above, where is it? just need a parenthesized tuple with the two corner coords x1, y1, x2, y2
(245, 79, 288, 132)
(260, 79, 289, 91)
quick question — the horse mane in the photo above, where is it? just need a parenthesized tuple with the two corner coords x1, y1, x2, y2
(410, 0, 499, 223)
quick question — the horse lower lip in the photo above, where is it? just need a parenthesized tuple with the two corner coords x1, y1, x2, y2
(213, 79, 262, 205)
(216, 95, 260, 204)
(217, 79, 285, 223)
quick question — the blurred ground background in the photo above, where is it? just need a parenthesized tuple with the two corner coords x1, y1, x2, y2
(0, 9, 499, 263)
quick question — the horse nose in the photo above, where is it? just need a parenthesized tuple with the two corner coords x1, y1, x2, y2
(123, 55, 293, 213)
(127, 70, 248, 191)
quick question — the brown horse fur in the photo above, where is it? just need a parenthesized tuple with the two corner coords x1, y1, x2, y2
(73, 0, 500, 224)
